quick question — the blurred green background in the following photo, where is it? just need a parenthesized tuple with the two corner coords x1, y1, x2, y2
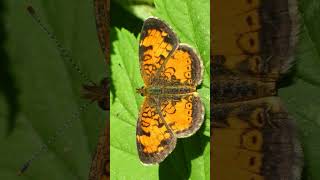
(0, 0, 106, 179)
(0, 0, 320, 180)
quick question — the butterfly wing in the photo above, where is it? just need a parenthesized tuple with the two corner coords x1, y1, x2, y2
(139, 17, 179, 86)
(212, 98, 303, 180)
(212, 0, 299, 103)
(158, 93, 204, 138)
(153, 44, 204, 87)
(212, 0, 298, 77)
(136, 97, 176, 164)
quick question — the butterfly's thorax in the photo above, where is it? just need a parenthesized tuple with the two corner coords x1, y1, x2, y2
(213, 76, 277, 104)
(141, 86, 196, 96)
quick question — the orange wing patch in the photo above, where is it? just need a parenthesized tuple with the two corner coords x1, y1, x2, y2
(162, 48, 192, 84)
(160, 45, 203, 86)
(136, 17, 204, 165)
(160, 93, 204, 138)
(136, 98, 176, 164)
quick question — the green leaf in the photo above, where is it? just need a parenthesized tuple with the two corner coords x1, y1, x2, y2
(110, 0, 210, 179)
(112, 0, 155, 20)
(1, 0, 106, 180)
(279, 1, 320, 179)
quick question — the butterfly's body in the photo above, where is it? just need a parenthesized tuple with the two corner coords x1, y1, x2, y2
(213, 77, 276, 103)
(138, 86, 196, 96)
(212, 0, 303, 179)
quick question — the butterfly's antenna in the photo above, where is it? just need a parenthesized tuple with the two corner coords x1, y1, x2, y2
(18, 102, 90, 175)
(26, 5, 94, 84)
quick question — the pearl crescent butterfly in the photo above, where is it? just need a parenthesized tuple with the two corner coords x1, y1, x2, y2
(87, 0, 109, 179)
(211, 0, 304, 179)
(136, 17, 205, 164)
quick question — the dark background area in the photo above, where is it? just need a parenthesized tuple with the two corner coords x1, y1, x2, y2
(0, 0, 106, 179)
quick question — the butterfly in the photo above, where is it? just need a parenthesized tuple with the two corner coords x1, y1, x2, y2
(136, 17, 205, 164)
(87, 0, 109, 180)
(211, 0, 304, 179)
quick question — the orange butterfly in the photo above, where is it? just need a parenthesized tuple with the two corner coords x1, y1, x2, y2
(136, 17, 205, 164)
(211, 0, 304, 179)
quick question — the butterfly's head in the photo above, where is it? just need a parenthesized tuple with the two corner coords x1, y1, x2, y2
(136, 86, 147, 96)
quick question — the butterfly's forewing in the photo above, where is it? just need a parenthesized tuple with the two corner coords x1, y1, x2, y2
(139, 17, 179, 86)
(211, 0, 303, 179)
